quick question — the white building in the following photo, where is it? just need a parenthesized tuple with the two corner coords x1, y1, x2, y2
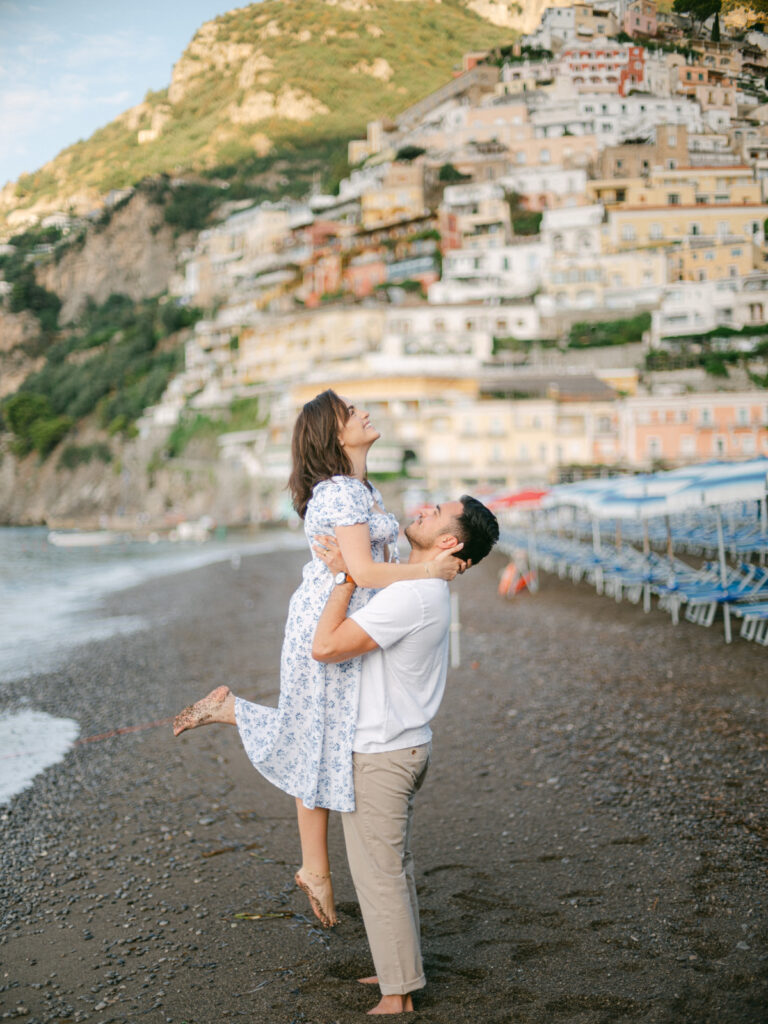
(529, 93, 704, 145)
(499, 165, 588, 205)
(651, 275, 768, 342)
(523, 4, 576, 51)
(428, 241, 548, 304)
(540, 203, 605, 256)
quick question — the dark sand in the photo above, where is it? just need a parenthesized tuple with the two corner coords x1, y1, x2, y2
(0, 547, 766, 1024)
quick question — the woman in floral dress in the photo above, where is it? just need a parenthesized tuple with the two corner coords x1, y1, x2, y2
(173, 390, 460, 928)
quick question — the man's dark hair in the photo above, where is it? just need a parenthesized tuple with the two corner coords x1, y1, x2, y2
(454, 495, 499, 566)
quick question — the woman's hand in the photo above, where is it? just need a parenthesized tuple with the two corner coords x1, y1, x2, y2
(313, 534, 349, 576)
(429, 543, 469, 581)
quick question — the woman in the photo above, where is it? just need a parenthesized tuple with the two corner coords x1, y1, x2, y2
(173, 390, 461, 929)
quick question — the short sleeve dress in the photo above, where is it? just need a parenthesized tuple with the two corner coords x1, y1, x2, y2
(234, 475, 400, 812)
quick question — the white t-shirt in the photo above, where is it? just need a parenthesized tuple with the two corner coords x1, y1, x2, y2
(349, 578, 451, 754)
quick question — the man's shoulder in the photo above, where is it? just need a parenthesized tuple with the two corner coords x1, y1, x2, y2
(368, 578, 448, 616)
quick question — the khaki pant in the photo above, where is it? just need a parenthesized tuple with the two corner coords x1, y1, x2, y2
(341, 743, 431, 996)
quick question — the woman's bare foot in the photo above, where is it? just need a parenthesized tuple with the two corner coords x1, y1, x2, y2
(368, 994, 414, 1014)
(173, 686, 234, 736)
(294, 868, 337, 928)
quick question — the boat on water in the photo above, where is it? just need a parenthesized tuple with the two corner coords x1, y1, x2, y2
(47, 530, 120, 548)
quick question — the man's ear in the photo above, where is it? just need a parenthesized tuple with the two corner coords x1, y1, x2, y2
(435, 532, 459, 551)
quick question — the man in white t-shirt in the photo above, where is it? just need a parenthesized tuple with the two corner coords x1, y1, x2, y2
(312, 495, 499, 1015)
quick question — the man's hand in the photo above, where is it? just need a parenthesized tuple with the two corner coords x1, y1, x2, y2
(313, 534, 349, 577)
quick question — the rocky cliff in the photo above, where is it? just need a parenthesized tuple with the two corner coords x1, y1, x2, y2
(36, 193, 181, 324)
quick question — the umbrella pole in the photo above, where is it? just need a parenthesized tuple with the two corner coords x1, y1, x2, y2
(528, 510, 539, 594)
(642, 519, 651, 613)
(761, 496, 767, 568)
(592, 516, 603, 594)
(715, 507, 731, 644)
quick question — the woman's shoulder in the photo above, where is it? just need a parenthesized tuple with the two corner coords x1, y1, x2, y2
(314, 475, 371, 497)
(309, 475, 372, 514)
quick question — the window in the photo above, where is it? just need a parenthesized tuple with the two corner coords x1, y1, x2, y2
(647, 436, 662, 458)
(621, 223, 637, 241)
(680, 435, 695, 456)
(713, 435, 726, 456)
(700, 408, 713, 426)
(742, 434, 756, 454)
(668, 193, 680, 205)
(650, 223, 663, 239)
(736, 408, 749, 426)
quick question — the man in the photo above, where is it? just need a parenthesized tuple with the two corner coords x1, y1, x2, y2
(311, 496, 499, 1015)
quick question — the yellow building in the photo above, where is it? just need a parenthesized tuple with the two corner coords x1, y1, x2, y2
(544, 248, 667, 307)
(360, 161, 427, 229)
(236, 308, 386, 389)
(589, 166, 761, 210)
(607, 202, 768, 250)
(668, 237, 755, 282)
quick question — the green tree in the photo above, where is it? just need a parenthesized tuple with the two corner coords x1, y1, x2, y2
(673, 0, 721, 33)
(9, 267, 61, 332)
(438, 162, 470, 183)
(28, 415, 72, 455)
(395, 145, 426, 162)
(4, 392, 51, 439)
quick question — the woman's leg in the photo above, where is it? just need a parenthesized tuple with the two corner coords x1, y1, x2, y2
(294, 800, 337, 927)
(173, 686, 236, 735)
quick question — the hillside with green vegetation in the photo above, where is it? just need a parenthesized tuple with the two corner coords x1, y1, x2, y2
(3, 0, 512, 229)
(1, 294, 199, 459)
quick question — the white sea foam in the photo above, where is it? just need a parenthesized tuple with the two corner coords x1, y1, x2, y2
(0, 527, 306, 684)
(0, 710, 80, 805)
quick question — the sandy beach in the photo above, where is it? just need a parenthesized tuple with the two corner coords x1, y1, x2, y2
(0, 546, 766, 1024)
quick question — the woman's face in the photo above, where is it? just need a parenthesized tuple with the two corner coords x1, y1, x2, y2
(337, 396, 381, 452)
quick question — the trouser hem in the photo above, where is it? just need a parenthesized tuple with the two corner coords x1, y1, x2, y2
(378, 974, 427, 996)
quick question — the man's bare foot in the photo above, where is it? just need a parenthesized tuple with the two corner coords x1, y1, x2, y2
(295, 868, 337, 928)
(368, 994, 414, 1014)
(358, 976, 378, 985)
(173, 686, 233, 736)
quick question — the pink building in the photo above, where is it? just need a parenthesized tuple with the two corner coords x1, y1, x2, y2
(558, 42, 646, 97)
(622, 392, 768, 469)
(623, 0, 657, 39)
(344, 254, 387, 298)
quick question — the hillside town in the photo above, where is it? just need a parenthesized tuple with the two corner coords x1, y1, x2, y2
(11, 1, 768, 513)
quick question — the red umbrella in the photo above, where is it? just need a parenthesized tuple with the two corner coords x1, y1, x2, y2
(487, 489, 549, 510)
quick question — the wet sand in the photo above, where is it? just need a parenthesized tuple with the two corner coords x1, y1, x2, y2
(0, 548, 766, 1023)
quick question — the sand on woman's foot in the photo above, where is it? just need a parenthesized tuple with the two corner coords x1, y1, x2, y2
(0, 549, 765, 1023)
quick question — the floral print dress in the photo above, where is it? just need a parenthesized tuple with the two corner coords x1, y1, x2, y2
(234, 475, 400, 812)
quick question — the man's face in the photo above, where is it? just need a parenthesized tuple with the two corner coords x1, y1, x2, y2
(405, 500, 463, 550)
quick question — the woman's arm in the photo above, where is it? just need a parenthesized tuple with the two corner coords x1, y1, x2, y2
(333, 523, 462, 588)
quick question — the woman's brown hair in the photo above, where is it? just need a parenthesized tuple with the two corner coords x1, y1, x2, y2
(289, 389, 353, 518)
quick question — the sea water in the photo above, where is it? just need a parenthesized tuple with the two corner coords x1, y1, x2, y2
(0, 525, 305, 804)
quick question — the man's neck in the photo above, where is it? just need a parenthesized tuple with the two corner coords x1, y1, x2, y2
(407, 546, 435, 565)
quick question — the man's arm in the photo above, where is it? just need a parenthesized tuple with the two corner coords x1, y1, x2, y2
(311, 580, 379, 663)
